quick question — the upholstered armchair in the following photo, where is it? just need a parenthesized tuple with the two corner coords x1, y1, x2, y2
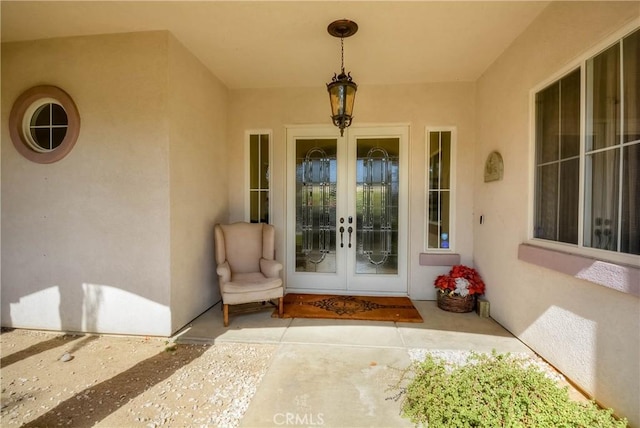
(214, 222, 284, 326)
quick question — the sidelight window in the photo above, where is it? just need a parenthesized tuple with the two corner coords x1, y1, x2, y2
(426, 128, 456, 251)
(246, 131, 271, 224)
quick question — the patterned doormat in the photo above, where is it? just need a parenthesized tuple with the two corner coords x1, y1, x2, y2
(274, 293, 423, 323)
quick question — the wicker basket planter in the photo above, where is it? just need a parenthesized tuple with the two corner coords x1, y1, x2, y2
(437, 292, 476, 313)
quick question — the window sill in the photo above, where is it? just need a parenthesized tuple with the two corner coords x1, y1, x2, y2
(518, 244, 640, 297)
(419, 253, 460, 266)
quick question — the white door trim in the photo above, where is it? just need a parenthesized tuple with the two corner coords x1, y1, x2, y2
(285, 124, 409, 296)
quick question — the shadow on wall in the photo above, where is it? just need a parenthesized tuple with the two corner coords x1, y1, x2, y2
(5, 283, 171, 336)
(57, 283, 101, 332)
(511, 271, 640, 426)
(81, 283, 102, 333)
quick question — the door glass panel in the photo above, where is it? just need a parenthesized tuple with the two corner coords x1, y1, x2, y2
(355, 138, 399, 274)
(295, 139, 338, 273)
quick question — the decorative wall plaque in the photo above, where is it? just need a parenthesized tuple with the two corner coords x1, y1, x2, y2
(484, 151, 504, 182)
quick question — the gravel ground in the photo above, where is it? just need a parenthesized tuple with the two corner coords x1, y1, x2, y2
(1, 329, 276, 427)
(1, 329, 586, 427)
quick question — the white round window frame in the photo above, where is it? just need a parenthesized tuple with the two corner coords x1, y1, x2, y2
(22, 97, 68, 153)
(9, 85, 80, 164)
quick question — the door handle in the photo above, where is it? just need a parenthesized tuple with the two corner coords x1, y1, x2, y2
(339, 226, 345, 248)
(347, 226, 353, 248)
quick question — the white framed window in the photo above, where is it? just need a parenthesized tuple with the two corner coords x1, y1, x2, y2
(534, 68, 581, 245)
(532, 26, 639, 262)
(425, 127, 456, 251)
(245, 130, 272, 223)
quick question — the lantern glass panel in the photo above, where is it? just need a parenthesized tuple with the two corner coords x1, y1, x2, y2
(328, 82, 356, 117)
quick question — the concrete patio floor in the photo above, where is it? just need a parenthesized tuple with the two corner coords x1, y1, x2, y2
(174, 300, 537, 427)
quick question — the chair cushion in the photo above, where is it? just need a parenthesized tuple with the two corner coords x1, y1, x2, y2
(221, 273, 283, 305)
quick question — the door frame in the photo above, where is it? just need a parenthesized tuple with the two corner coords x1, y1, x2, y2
(285, 124, 410, 296)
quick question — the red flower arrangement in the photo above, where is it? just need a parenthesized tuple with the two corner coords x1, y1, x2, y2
(434, 265, 485, 297)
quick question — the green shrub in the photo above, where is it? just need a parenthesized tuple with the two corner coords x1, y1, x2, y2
(400, 352, 626, 428)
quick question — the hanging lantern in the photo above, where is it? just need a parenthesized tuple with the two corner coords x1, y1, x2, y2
(326, 19, 358, 136)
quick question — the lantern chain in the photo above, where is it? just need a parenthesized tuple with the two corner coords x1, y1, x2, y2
(340, 37, 345, 74)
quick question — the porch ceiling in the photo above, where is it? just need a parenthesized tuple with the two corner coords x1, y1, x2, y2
(0, 1, 550, 89)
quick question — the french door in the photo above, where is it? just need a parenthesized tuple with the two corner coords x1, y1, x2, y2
(286, 125, 408, 295)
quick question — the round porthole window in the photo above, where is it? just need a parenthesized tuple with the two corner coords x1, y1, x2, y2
(9, 86, 80, 163)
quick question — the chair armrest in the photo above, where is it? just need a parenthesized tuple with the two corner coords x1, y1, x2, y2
(260, 258, 283, 278)
(216, 261, 231, 284)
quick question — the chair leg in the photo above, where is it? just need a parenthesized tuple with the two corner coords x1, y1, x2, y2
(278, 297, 284, 318)
(223, 304, 229, 327)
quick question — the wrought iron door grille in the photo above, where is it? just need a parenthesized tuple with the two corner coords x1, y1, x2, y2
(361, 147, 393, 266)
(301, 147, 334, 267)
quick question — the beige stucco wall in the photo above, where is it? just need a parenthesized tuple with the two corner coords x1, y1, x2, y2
(1, 31, 228, 337)
(167, 35, 228, 332)
(2, 3, 637, 421)
(227, 82, 476, 299)
(1, 32, 172, 335)
(474, 2, 639, 425)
